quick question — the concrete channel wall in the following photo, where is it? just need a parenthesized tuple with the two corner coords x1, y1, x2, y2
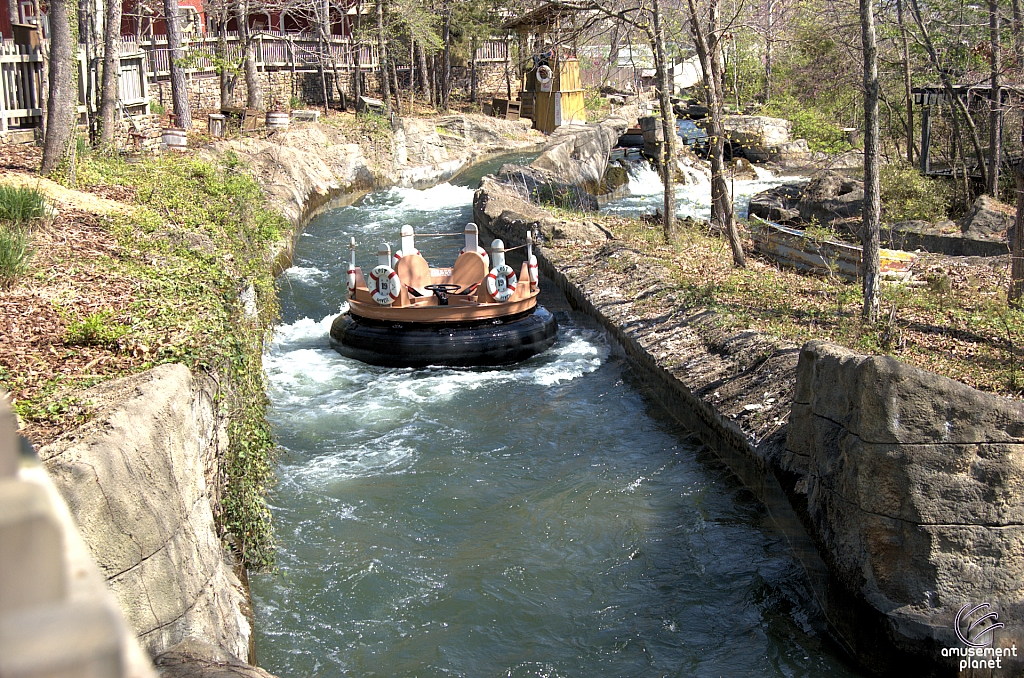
(473, 132, 1024, 676)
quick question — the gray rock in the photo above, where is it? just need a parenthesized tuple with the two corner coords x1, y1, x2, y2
(960, 194, 1016, 240)
(749, 184, 804, 224)
(499, 165, 599, 212)
(789, 340, 1024, 667)
(797, 170, 864, 226)
(39, 365, 250, 661)
(473, 176, 607, 244)
(531, 115, 628, 194)
(154, 638, 276, 678)
(826, 150, 865, 170)
(769, 138, 811, 167)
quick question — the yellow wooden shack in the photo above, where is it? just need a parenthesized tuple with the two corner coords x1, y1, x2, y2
(503, 3, 589, 134)
(521, 57, 586, 133)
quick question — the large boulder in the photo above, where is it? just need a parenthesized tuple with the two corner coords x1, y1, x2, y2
(769, 139, 812, 168)
(473, 175, 609, 244)
(960, 194, 1016, 241)
(786, 341, 1024, 674)
(531, 115, 628, 194)
(798, 170, 864, 226)
(748, 184, 803, 224)
(498, 165, 599, 212)
(700, 115, 792, 160)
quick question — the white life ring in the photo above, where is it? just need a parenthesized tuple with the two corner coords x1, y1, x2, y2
(392, 248, 419, 269)
(536, 65, 553, 87)
(347, 267, 358, 295)
(528, 254, 539, 285)
(459, 246, 490, 268)
(486, 264, 517, 302)
(369, 264, 401, 305)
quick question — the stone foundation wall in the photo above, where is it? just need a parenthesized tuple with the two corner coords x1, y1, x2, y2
(149, 69, 381, 115)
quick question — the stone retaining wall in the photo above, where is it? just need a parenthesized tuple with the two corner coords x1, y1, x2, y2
(38, 364, 252, 662)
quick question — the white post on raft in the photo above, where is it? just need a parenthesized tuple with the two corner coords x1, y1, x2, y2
(465, 223, 479, 252)
(401, 225, 416, 255)
(526, 231, 533, 264)
(490, 239, 506, 269)
(347, 237, 358, 296)
(378, 243, 392, 266)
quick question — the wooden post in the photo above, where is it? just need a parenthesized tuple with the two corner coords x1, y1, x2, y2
(1010, 163, 1024, 306)
(920, 104, 932, 174)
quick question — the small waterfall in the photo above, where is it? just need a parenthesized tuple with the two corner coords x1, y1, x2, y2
(751, 164, 776, 181)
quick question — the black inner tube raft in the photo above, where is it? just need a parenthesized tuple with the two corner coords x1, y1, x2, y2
(330, 306, 559, 368)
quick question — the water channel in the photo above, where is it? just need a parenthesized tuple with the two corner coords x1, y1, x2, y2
(251, 155, 862, 677)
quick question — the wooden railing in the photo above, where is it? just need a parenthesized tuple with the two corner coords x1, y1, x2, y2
(126, 31, 381, 78)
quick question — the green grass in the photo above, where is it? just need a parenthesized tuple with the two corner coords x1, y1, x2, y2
(0, 224, 30, 289)
(559, 213, 1024, 395)
(0, 185, 46, 224)
(7, 150, 286, 569)
(64, 311, 129, 348)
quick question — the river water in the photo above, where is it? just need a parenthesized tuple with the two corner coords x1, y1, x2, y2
(251, 157, 861, 677)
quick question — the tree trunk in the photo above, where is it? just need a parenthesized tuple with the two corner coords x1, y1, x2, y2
(988, 0, 1002, 197)
(860, 0, 881, 322)
(416, 42, 430, 105)
(41, 0, 76, 174)
(1012, 0, 1023, 63)
(1010, 163, 1024, 305)
(897, 0, 913, 164)
(8, 0, 18, 27)
(651, 0, 676, 241)
(165, 0, 192, 128)
(688, 0, 744, 267)
(352, 0, 363, 107)
(79, 0, 97, 144)
(236, 1, 262, 109)
(440, 7, 451, 110)
(218, 12, 234, 108)
(470, 37, 477, 104)
(98, 0, 121, 146)
(764, 0, 773, 104)
(376, 0, 390, 110)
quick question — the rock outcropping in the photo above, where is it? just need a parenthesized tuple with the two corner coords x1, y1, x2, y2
(39, 364, 252, 663)
(785, 341, 1024, 674)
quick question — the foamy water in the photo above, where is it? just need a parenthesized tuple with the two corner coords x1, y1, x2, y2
(607, 160, 803, 221)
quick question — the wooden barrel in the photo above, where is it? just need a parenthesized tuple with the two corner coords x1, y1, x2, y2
(161, 128, 186, 151)
(266, 111, 290, 130)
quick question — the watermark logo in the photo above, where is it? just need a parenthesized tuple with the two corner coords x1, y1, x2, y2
(956, 602, 1004, 648)
(941, 602, 1017, 671)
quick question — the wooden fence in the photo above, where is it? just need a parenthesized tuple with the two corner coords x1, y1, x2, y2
(0, 41, 42, 132)
(0, 31, 507, 133)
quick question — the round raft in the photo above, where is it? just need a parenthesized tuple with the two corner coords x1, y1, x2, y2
(330, 305, 558, 368)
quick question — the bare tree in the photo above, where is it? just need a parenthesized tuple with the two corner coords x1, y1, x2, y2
(988, 0, 1001, 197)
(860, 0, 880, 322)
(236, 0, 264, 108)
(41, 0, 77, 174)
(1011, 158, 1024, 306)
(165, 0, 193, 128)
(99, 0, 122, 145)
(687, 0, 744, 266)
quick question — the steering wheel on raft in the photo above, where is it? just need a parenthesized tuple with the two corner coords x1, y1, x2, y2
(424, 283, 463, 306)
